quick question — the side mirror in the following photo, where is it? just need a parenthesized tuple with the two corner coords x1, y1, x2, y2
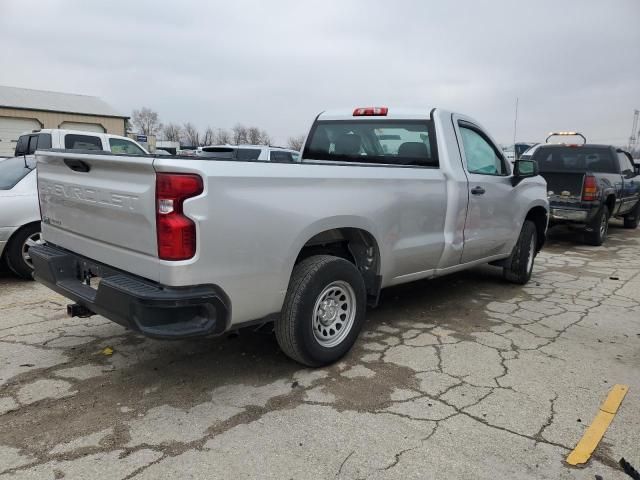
(512, 159, 538, 186)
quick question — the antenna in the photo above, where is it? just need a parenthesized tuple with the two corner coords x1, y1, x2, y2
(512, 97, 519, 147)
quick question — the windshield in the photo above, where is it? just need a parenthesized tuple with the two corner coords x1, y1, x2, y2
(533, 146, 617, 173)
(0, 157, 35, 190)
(303, 120, 436, 166)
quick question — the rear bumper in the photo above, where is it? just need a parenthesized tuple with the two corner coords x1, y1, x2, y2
(550, 208, 589, 222)
(31, 243, 230, 339)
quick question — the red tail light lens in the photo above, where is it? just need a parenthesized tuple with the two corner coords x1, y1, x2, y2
(156, 173, 203, 260)
(582, 175, 598, 201)
(353, 106, 388, 116)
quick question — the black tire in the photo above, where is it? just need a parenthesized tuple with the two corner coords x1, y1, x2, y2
(275, 255, 367, 367)
(623, 202, 639, 229)
(585, 205, 610, 246)
(5, 223, 41, 280)
(503, 220, 537, 285)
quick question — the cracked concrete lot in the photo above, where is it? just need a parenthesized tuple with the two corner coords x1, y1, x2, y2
(1, 224, 639, 479)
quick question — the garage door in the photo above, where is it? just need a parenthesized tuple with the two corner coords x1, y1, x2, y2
(59, 122, 105, 133)
(0, 117, 41, 157)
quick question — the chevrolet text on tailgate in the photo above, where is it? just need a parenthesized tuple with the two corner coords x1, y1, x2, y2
(32, 107, 549, 366)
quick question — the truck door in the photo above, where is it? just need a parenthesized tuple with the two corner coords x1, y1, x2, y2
(453, 118, 519, 263)
(616, 150, 640, 214)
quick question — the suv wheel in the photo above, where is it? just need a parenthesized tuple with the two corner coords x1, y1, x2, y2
(276, 255, 366, 367)
(585, 206, 610, 246)
(503, 220, 537, 285)
(5, 223, 42, 280)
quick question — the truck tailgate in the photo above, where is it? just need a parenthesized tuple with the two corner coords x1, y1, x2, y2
(37, 150, 158, 260)
(540, 172, 584, 205)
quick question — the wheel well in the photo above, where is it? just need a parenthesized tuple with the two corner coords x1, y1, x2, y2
(525, 207, 547, 251)
(296, 228, 381, 305)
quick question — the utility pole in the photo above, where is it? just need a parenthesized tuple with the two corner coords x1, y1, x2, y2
(512, 97, 519, 147)
(629, 109, 639, 151)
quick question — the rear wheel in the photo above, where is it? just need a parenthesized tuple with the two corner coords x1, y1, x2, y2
(503, 220, 537, 285)
(623, 203, 639, 229)
(585, 205, 610, 246)
(275, 255, 366, 367)
(5, 223, 42, 280)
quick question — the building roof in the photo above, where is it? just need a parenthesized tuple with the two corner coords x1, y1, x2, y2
(0, 85, 127, 118)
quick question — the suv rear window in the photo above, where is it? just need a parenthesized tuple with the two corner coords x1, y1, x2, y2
(0, 157, 34, 190)
(64, 134, 102, 151)
(533, 147, 616, 173)
(303, 120, 437, 166)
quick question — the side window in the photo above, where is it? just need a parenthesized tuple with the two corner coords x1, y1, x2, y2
(270, 151, 293, 163)
(617, 152, 634, 176)
(459, 125, 507, 176)
(64, 134, 103, 151)
(236, 148, 261, 161)
(15, 135, 29, 156)
(109, 138, 146, 155)
(27, 135, 39, 155)
(37, 133, 52, 149)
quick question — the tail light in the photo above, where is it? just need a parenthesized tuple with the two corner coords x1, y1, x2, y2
(582, 175, 599, 201)
(156, 173, 203, 260)
(353, 106, 388, 116)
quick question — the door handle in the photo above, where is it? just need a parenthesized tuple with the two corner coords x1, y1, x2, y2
(471, 186, 486, 195)
(64, 158, 91, 173)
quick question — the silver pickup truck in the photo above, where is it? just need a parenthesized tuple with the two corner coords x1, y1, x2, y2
(31, 107, 548, 366)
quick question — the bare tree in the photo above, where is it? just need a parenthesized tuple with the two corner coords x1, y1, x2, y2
(258, 129, 271, 146)
(232, 124, 248, 145)
(131, 107, 162, 136)
(162, 123, 182, 142)
(202, 126, 215, 146)
(182, 122, 200, 147)
(213, 128, 230, 145)
(247, 127, 261, 145)
(287, 134, 306, 151)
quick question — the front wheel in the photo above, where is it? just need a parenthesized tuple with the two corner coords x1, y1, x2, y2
(5, 223, 42, 280)
(503, 220, 537, 285)
(623, 202, 639, 229)
(275, 255, 367, 367)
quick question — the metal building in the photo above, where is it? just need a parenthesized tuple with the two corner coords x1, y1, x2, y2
(0, 85, 128, 156)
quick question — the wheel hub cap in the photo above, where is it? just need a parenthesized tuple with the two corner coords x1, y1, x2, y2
(312, 281, 357, 348)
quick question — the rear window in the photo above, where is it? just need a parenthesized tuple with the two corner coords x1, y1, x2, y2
(236, 148, 261, 161)
(270, 151, 295, 163)
(200, 147, 235, 159)
(109, 138, 146, 155)
(37, 133, 52, 149)
(303, 120, 437, 166)
(0, 157, 34, 190)
(64, 134, 103, 151)
(533, 147, 617, 173)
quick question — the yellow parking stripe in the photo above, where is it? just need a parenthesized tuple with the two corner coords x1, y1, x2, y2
(566, 384, 629, 466)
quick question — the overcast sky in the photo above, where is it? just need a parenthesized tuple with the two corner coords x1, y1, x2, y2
(1, 0, 639, 146)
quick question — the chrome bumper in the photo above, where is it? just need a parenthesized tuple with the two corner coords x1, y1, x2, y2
(550, 208, 588, 222)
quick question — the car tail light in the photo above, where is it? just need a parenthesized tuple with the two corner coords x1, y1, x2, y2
(353, 106, 388, 116)
(582, 175, 599, 201)
(156, 173, 203, 260)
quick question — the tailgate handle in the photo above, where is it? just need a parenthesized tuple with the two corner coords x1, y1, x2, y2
(64, 159, 91, 173)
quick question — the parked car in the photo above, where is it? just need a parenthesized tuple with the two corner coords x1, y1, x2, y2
(31, 106, 548, 366)
(531, 132, 640, 245)
(0, 129, 148, 279)
(197, 145, 301, 162)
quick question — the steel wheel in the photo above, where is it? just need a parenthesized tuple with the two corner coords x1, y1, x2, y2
(21, 232, 42, 268)
(312, 280, 356, 348)
(599, 212, 608, 239)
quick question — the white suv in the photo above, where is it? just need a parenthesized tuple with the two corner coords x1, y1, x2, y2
(197, 145, 301, 162)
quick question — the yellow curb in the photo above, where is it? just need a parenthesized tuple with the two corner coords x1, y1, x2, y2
(566, 384, 629, 466)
